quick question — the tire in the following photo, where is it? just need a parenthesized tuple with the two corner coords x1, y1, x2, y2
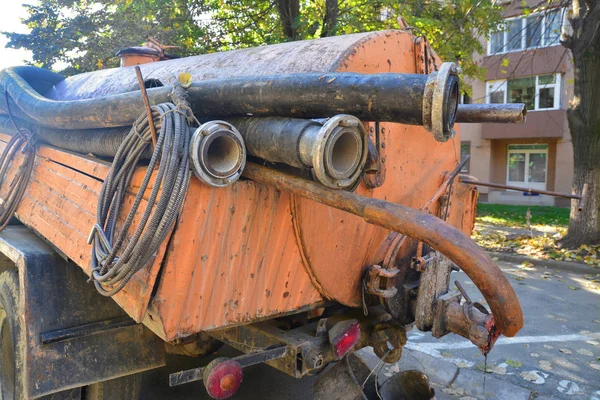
(0, 269, 24, 400)
(83, 374, 141, 400)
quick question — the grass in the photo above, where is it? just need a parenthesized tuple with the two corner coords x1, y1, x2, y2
(476, 203, 570, 229)
(473, 203, 599, 268)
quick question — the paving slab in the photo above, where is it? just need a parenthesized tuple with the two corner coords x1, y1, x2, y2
(452, 368, 532, 400)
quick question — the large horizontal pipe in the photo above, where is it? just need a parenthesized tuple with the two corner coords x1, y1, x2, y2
(229, 115, 368, 189)
(456, 104, 526, 124)
(0, 64, 459, 142)
(242, 162, 523, 338)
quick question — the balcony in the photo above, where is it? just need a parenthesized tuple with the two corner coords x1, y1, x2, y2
(481, 109, 566, 139)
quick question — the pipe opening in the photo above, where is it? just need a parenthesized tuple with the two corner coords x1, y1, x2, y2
(325, 127, 362, 180)
(203, 133, 243, 178)
(446, 78, 459, 128)
(144, 79, 163, 89)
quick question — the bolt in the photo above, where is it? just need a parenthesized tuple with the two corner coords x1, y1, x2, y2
(306, 351, 324, 370)
(382, 157, 386, 163)
(381, 143, 386, 148)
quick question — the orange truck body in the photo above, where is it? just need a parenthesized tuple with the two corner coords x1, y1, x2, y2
(0, 30, 477, 342)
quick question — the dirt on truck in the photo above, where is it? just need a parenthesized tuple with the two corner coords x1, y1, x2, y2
(0, 30, 526, 399)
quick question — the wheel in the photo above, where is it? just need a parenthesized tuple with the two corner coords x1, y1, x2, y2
(0, 269, 24, 400)
(83, 374, 141, 400)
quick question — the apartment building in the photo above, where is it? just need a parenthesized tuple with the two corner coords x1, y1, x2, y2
(460, 1, 573, 206)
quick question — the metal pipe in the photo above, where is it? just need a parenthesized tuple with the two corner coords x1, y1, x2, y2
(459, 178, 580, 199)
(242, 162, 523, 338)
(0, 64, 459, 143)
(189, 121, 246, 187)
(456, 104, 527, 124)
(229, 115, 368, 190)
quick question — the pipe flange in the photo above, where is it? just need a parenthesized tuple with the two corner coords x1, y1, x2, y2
(189, 121, 247, 187)
(422, 62, 459, 142)
(312, 115, 369, 190)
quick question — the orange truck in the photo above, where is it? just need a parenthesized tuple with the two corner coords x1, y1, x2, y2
(0, 30, 526, 399)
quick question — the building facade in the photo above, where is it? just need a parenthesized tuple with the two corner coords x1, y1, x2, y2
(460, 1, 573, 206)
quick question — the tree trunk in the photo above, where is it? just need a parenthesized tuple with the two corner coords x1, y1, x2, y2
(277, 0, 300, 40)
(321, 0, 339, 37)
(560, 4, 600, 248)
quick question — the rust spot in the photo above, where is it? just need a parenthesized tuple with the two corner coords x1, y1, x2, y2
(201, 255, 208, 261)
(283, 292, 290, 298)
(265, 289, 271, 297)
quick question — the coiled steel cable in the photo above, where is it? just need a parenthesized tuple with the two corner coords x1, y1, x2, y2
(0, 91, 36, 232)
(89, 102, 191, 296)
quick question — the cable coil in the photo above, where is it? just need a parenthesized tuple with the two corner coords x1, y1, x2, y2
(89, 102, 190, 296)
(0, 91, 36, 232)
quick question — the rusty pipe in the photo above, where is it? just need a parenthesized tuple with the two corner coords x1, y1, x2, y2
(242, 162, 523, 337)
(456, 104, 527, 124)
(229, 115, 368, 190)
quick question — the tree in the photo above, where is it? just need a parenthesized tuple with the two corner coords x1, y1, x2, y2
(558, 0, 600, 246)
(3, 0, 207, 74)
(202, 0, 504, 81)
(5, 0, 504, 82)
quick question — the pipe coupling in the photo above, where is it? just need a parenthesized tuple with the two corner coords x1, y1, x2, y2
(189, 121, 246, 187)
(422, 62, 459, 142)
(308, 115, 369, 190)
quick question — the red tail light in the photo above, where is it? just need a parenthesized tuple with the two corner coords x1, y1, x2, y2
(203, 357, 243, 399)
(329, 320, 361, 359)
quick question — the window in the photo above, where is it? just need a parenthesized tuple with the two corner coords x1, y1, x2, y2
(486, 74, 561, 111)
(487, 9, 564, 55)
(507, 144, 548, 190)
(460, 142, 471, 173)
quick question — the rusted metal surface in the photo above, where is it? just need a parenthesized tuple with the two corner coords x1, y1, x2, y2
(364, 264, 400, 298)
(456, 103, 527, 124)
(134, 66, 157, 146)
(432, 290, 499, 354)
(242, 162, 523, 337)
(0, 30, 520, 346)
(0, 133, 170, 321)
(144, 178, 325, 340)
(414, 252, 453, 332)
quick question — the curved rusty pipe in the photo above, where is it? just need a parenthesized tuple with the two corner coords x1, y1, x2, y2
(242, 162, 523, 337)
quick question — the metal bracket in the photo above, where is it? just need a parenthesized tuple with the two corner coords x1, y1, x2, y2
(364, 264, 400, 298)
(169, 346, 289, 387)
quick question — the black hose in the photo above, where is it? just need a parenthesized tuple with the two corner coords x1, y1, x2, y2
(0, 66, 455, 132)
(89, 103, 190, 296)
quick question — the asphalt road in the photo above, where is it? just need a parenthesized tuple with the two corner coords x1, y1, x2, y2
(140, 259, 600, 400)
(408, 260, 600, 400)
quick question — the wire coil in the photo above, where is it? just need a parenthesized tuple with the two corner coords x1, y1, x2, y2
(0, 91, 36, 232)
(89, 102, 190, 296)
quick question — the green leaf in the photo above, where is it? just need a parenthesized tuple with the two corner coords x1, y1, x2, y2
(506, 358, 523, 368)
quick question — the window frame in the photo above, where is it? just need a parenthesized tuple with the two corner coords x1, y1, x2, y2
(506, 144, 548, 190)
(486, 73, 561, 111)
(487, 8, 564, 55)
(460, 141, 471, 173)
